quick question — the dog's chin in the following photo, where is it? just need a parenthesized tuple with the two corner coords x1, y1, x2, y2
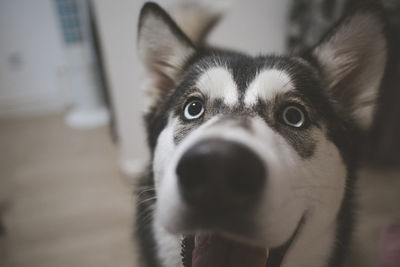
(179, 220, 305, 267)
(163, 209, 306, 267)
(161, 215, 271, 267)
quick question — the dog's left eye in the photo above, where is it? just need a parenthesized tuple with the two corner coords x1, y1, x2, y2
(282, 105, 306, 128)
(183, 99, 205, 120)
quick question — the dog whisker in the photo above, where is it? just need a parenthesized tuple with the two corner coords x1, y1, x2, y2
(137, 187, 157, 198)
(137, 196, 158, 206)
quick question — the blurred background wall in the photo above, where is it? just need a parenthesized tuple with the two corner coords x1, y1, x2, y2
(0, 0, 109, 126)
(0, 0, 66, 116)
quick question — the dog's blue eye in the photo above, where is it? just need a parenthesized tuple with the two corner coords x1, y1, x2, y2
(282, 105, 305, 128)
(184, 99, 204, 120)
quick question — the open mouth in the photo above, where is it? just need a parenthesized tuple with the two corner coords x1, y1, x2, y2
(181, 234, 268, 267)
(180, 216, 305, 267)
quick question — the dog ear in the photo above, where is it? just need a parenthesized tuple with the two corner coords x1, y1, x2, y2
(312, 6, 388, 129)
(137, 3, 196, 103)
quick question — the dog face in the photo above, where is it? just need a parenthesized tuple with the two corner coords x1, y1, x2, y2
(137, 3, 387, 267)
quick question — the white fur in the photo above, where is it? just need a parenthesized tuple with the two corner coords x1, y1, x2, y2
(279, 130, 346, 267)
(153, 116, 177, 189)
(152, 117, 186, 267)
(195, 67, 239, 106)
(244, 69, 294, 106)
(153, 215, 182, 267)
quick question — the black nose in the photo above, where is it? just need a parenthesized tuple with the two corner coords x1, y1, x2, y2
(176, 139, 266, 213)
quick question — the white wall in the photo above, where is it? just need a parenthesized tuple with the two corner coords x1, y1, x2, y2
(208, 0, 290, 55)
(0, 0, 67, 116)
(93, 0, 290, 174)
(93, 0, 150, 173)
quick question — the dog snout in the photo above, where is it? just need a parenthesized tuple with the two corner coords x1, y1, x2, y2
(176, 139, 266, 213)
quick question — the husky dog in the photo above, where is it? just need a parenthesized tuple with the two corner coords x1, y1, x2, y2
(135, 2, 388, 267)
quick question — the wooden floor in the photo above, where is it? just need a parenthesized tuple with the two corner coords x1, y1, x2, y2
(0, 114, 138, 267)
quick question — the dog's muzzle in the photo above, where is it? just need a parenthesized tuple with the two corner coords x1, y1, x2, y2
(177, 138, 266, 214)
(176, 139, 269, 267)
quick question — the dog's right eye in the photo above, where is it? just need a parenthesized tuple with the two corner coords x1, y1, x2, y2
(281, 105, 306, 128)
(183, 99, 205, 120)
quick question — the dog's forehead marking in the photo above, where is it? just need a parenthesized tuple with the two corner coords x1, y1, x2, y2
(195, 67, 238, 105)
(244, 69, 294, 106)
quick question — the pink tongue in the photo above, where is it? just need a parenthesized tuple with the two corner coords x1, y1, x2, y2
(379, 223, 400, 267)
(192, 235, 267, 267)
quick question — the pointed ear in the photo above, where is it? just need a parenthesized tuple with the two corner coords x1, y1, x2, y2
(312, 6, 388, 129)
(137, 2, 196, 102)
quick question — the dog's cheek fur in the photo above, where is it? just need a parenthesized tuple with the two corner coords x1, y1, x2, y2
(151, 117, 184, 267)
(153, 116, 177, 189)
(256, 127, 347, 267)
(152, 216, 182, 267)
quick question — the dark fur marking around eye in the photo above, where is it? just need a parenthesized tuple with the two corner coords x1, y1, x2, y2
(174, 119, 204, 144)
(173, 98, 232, 144)
(254, 98, 317, 159)
(281, 127, 317, 158)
